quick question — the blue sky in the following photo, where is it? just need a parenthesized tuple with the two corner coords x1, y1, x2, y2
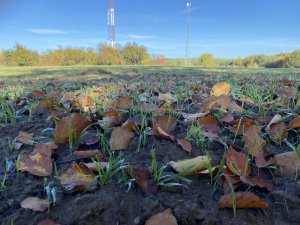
(1, 0, 300, 58)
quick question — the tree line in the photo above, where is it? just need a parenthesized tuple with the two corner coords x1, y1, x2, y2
(0, 42, 300, 68)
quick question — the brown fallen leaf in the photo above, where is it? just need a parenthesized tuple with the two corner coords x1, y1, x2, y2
(229, 118, 256, 135)
(72, 96, 94, 112)
(226, 146, 250, 176)
(115, 95, 133, 109)
(110, 127, 135, 150)
(145, 208, 178, 225)
(126, 166, 157, 196)
(73, 150, 104, 159)
(20, 197, 49, 212)
(240, 175, 273, 192)
(28, 90, 46, 99)
(100, 109, 126, 128)
(210, 82, 231, 97)
(255, 156, 276, 168)
(265, 114, 288, 144)
(37, 219, 60, 225)
(16, 131, 34, 145)
(34, 142, 58, 157)
(217, 192, 269, 209)
(219, 112, 235, 123)
(243, 125, 266, 158)
(80, 131, 99, 145)
(60, 162, 97, 192)
(288, 116, 300, 129)
(148, 115, 177, 141)
(18, 148, 53, 177)
(54, 113, 92, 144)
(198, 115, 219, 134)
(177, 139, 192, 154)
(274, 151, 300, 176)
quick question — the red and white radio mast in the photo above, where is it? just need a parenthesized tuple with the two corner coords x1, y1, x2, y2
(108, 0, 116, 48)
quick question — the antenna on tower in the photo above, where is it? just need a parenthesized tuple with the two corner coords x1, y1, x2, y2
(108, 0, 116, 48)
(185, 2, 191, 66)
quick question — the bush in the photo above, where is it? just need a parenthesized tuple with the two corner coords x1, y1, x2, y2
(121, 43, 150, 65)
(196, 53, 217, 66)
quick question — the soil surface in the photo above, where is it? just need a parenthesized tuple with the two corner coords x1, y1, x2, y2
(0, 69, 300, 225)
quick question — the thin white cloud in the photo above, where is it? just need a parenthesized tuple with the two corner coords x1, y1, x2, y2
(28, 29, 68, 34)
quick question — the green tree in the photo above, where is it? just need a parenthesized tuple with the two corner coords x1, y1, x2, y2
(287, 50, 300, 68)
(121, 43, 150, 65)
(197, 53, 217, 66)
(97, 44, 121, 65)
(2, 43, 39, 66)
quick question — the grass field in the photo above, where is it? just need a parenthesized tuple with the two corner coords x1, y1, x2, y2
(0, 65, 299, 225)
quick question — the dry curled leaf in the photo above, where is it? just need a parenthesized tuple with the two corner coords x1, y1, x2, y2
(126, 166, 157, 196)
(16, 131, 34, 145)
(73, 150, 104, 159)
(170, 155, 210, 176)
(228, 118, 256, 135)
(60, 162, 97, 192)
(243, 125, 266, 158)
(110, 127, 135, 150)
(177, 139, 192, 154)
(21, 197, 49, 212)
(240, 175, 273, 192)
(148, 115, 176, 141)
(145, 208, 178, 225)
(265, 114, 288, 144)
(116, 95, 133, 109)
(210, 82, 231, 97)
(54, 113, 92, 144)
(226, 146, 250, 176)
(217, 192, 269, 209)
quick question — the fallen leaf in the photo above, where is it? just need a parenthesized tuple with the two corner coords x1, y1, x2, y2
(267, 121, 288, 144)
(148, 115, 177, 141)
(265, 114, 282, 132)
(28, 90, 45, 99)
(288, 116, 300, 129)
(54, 113, 92, 144)
(198, 115, 219, 134)
(240, 175, 273, 192)
(229, 118, 256, 135)
(110, 127, 135, 150)
(158, 93, 177, 104)
(255, 156, 276, 168)
(37, 219, 60, 225)
(126, 166, 157, 196)
(72, 96, 94, 112)
(73, 150, 104, 159)
(170, 155, 210, 176)
(226, 146, 250, 176)
(16, 131, 34, 145)
(83, 162, 108, 172)
(274, 151, 300, 176)
(219, 112, 235, 123)
(210, 82, 231, 97)
(21, 197, 49, 212)
(181, 112, 209, 122)
(243, 125, 266, 158)
(217, 192, 269, 209)
(100, 109, 126, 129)
(80, 131, 99, 145)
(145, 208, 178, 225)
(116, 95, 133, 109)
(60, 162, 97, 192)
(18, 148, 53, 177)
(177, 139, 192, 154)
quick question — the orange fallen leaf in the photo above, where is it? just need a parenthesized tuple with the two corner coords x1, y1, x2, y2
(226, 146, 250, 176)
(274, 151, 300, 176)
(16, 131, 34, 145)
(72, 96, 94, 112)
(145, 208, 178, 225)
(177, 139, 192, 154)
(255, 156, 276, 168)
(217, 192, 269, 209)
(148, 115, 176, 141)
(126, 166, 157, 196)
(243, 125, 266, 158)
(83, 162, 108, 172)
(288, 116, 300, 129)
(110, 127, 135, 150)
(21, 197, 49, 212)
(60, 162, 97, 192)
(54, 113, 92, 144)
(229, 118, 256, 135)
(210, 82, 231, 97)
